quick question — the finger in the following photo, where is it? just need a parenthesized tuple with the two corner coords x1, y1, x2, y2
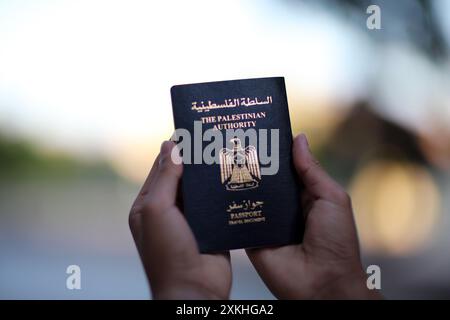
(129, 153, 161, 252)
(137, 140, 199, 279)
(293, 134, 348, 205)
(199, 252, 232, 289)
(139, 153, 161, 197)
(139, 207, 201, 289)
(145, 140, 183, 210)
(246, 245, 297, 265)
(131, 151, 161, 216)
(201, 251, 231, 267)
(130, 153, 161, 218)
(140, 133, 178, 197)
(140, 132, 178, 196)
(245, 245, 305, 297)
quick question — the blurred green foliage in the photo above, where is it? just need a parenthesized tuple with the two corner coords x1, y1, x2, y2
(0, 135, 117, 180)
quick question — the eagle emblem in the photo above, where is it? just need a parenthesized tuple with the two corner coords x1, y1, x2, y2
(219, 137, 261, 191)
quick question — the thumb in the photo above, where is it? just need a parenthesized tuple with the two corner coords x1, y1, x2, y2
(145, 140, 183, 210)
(293, 134, 348, 205)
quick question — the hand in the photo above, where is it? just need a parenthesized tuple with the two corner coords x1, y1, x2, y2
(129, 141, 232, 299)
(246, 134, 382, 299)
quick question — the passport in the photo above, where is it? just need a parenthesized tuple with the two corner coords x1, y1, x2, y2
(170, 77, 304, 253)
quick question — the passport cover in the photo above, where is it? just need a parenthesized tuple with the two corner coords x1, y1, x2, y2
(170, 77, 304, 253)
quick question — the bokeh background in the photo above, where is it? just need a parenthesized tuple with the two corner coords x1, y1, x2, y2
(1, 0, 450, 299)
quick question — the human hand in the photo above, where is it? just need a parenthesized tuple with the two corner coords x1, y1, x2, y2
(129, 141, 232, 299)
(246, 134, 382, 299)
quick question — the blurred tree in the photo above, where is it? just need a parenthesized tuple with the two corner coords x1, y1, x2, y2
(0, 135, 117, 180)
(288, 0, 448, 60)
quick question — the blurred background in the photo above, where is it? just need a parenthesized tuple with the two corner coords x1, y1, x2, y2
(1, 0, 449, 299)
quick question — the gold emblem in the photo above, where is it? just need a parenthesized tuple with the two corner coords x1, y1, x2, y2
(219, 137, 261, 191)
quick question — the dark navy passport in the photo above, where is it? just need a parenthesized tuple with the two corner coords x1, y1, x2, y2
(170, 77, 303, 253)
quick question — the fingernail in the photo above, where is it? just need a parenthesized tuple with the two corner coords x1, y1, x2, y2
(295, 134, 312, 157)
(160, 140, 172, 155)
(300, 133, 309, 147)
(295, 133, 307, 148)
(159, 140, 172, 166)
